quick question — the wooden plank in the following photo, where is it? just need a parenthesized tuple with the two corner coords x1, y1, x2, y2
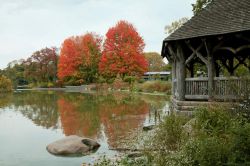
(185, 95, 209, 100)
(186, 77, 208, 81)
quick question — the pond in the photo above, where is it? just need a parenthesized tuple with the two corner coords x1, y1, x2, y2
(0, 91, 169, 166)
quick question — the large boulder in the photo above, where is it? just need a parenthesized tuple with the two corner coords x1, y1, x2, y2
(46, 135, 100, 156)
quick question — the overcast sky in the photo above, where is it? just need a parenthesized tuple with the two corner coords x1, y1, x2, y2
(0, 0, 194, 69)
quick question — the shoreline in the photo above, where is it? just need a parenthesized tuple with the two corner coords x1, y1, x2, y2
(15, 87, 169, 96)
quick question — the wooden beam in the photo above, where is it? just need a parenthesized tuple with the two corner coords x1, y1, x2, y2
(215, 45, 250, 55)
(185, 52, 196, 65)
(167, 44, 178, 62)
(186, 62, 194, 77)
(185, 95, 209, 100)
(163, 43, 172, 63)
(236, 44, 250, 52)
(215, 61, 220, 77)
(217, 47, 236, 54)
(176, 43, 186, 101)
(235, 34, 250, 43)
(212, 40, 225, 53)
(185, 41, 208, 65)
(197, 51, 208, 65)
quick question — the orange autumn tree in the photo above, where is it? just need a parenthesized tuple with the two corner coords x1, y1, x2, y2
(99, 20, 148, 80)
(58, 33, 102, 85)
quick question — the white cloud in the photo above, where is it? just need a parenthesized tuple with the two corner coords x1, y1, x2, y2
(0, 0, 194, 69)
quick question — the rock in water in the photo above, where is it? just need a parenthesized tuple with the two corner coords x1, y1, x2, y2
(46, 135, 100, 156)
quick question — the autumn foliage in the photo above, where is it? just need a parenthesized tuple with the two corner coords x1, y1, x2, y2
(57, 21, 148, 85)
(99, 20, 148, 79)
(24, 47, 58, 83)
(58, 33, 102, 84)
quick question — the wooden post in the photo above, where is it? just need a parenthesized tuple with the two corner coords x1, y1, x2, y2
(176, 43, 186, 101)
(189, 63, 194, 77)
(205, 40, 215, 101)
(172, 59, 176, 97)
(207, 56, 215, 101)
(215, 62, 220, 77)
(166, 43, 178, 98)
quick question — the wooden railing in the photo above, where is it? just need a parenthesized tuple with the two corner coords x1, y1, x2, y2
(214, 77, 249, 99)
(185, 77, 208, 100)
(184, 77, 250, 100)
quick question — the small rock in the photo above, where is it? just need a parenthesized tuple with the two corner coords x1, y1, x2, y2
(46, 135, 100, 156)
(183, 118, 196, 136)
(127, 152, 143, 158)
(143, 125, 155, 131)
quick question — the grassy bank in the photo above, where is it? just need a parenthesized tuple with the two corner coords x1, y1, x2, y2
(95, 80, 172, 94)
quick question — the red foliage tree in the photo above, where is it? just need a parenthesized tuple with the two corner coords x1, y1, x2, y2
(99, 20, 148, 79)
(24, 47, 58, 83)
(58, 33, 102, 84)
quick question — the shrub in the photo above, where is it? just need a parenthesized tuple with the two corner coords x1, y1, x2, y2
(112, 76, 129, 90)
(0, 75, 12, 92)
(144, 113, 189, 165)
(145, 106, 250, 166)
(138, 80, 171, 93)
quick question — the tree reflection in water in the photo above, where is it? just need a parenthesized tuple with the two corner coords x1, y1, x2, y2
(5, 91, 168, 148)
(0, 93, 12, 109)
(10, 91, 59, 129)
(57, 92, 168, 148)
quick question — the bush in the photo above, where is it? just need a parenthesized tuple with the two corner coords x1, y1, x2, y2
(138, 80, 171, 93)
(144, 113, 189, 165)
(144, 106, 250, 166)
(0, 75, 12, 92)
(112, 76, 129, 90)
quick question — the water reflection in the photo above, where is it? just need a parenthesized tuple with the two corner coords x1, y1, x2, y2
(3, 91, 168, 149)
(9, 91, 60, 129)
(0, 93, 12, 109)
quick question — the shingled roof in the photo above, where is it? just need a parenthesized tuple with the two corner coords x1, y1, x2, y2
(165, 0, 250, 41)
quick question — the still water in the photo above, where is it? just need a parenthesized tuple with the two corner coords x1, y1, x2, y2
(0, 91, 169, 166)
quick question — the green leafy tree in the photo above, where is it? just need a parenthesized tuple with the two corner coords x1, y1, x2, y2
(165, 0, 213, 35)
(24, 47, 58, 84)
(144, 52, 166, 71)
(0, 75, 12, 92)
(165, 17, 189, 35)
(3, 59, 27, 88)
(192, 0, 213, 15)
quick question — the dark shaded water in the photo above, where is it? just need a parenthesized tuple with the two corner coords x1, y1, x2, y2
(0, 91, 169, 166)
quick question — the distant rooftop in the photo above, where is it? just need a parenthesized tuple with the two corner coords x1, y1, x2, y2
(144, 71, 170, 75)
(165, 0, 250, 41)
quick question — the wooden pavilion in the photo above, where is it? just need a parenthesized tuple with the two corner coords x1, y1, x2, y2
(161, 0, 250, 107)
